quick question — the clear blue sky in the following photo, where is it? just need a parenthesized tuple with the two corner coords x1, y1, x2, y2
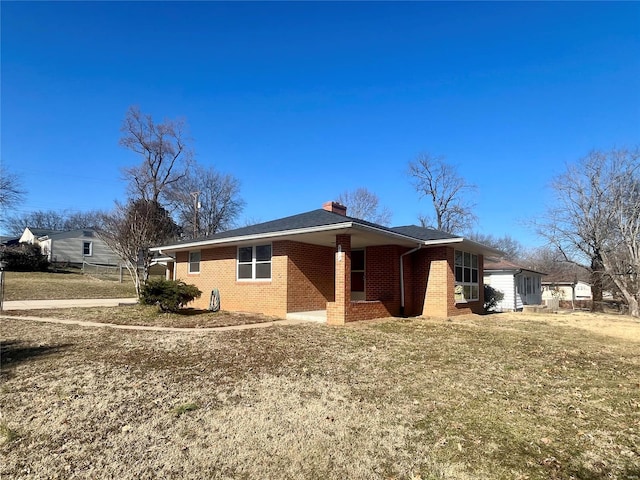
(2, 2, 639, 247)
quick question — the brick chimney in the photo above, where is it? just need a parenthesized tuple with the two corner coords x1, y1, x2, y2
(323, 201, 347, 216)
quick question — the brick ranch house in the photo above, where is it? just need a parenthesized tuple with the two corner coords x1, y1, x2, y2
(151, 202, 500, 326)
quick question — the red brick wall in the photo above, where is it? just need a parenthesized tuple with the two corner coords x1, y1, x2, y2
(347, 300, 392, 322)
(403, 247, 485, 318)
(175, 243, 288, 317)
(402, 246, 447, 317)
(175, 238, 485, 322)
(284, 240, 334, 312)
(328, 239, 401, 324)
(365, 245, 401, 313)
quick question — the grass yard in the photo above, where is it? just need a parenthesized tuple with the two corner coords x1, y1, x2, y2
(2, 305, 279, 328)
(3, 271, 137, 301)
(1, 311, 639, 479)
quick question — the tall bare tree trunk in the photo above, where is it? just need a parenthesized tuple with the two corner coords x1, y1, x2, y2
(590, 255, 605, 313)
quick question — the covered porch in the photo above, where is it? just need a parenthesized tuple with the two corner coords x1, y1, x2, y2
(283, 228, 420, 325)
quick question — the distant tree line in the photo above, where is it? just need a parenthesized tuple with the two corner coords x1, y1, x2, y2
(2, 106, 637, 316)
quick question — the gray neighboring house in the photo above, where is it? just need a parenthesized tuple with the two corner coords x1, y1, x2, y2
(483, 258, 546, 312)
(19, 227, 120, 266)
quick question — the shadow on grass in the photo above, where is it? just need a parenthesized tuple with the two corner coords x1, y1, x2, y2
(0, 340, 73, 380)
(174, 308, 211, 316)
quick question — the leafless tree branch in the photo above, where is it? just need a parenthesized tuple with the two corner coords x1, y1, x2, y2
(408, 152, 477, 234)
(336, 187, 392, 226)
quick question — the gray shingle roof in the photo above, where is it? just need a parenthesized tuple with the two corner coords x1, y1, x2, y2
(390, 225, 459, 241)
(29, 228, 64, 238)
(185, 209, 457, 243)
(156, 208, 464, 250)
(198, 209, 354, 242)
(484, 258, 547, 275)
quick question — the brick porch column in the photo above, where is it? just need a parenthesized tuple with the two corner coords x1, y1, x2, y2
(422, 259, 449, 318)
(327, 234, 351, 325)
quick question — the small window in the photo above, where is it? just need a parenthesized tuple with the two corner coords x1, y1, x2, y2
(189, 251, 201, 274)
(237, 244, 272, 281)
(83, 241, 92, 256)
(238, 246, 253, 279)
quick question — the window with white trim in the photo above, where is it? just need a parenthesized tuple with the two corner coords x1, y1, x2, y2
(237, 244, 272, 280)
(188, 251, 201, 274)
(454, 250, 479, 302)
(83, 241, 93, 256)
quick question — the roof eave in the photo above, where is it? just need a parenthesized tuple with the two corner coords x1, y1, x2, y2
(152, 220, 501, 253)
(152, 222, 357, 252)
(351, 223, 449, 246)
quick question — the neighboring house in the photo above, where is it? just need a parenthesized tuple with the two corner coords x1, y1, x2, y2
(152, 201, 500, 325)
(19, 227, 120, 266)
(484, 259, 546, 312)
(542, 280, 593, 302)
(19, 227, 62, 244)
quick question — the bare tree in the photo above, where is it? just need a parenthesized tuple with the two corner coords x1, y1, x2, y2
(336, 187, 392, 226)
(537, 148, 640, 317)
(520, 245, 590, 282)
(2, 209, 105, 237)
(63, 210, 106, 230)
(120, 106, 192, 204)
(0, 166, 25, 210)
(98, 199, 180, 298)
(408, 153, 477, 234)
(166, 163, 244, 239)
(466, 232, 524, 261)
(3, 210, 66, 236)
(601, 150, 640, 316)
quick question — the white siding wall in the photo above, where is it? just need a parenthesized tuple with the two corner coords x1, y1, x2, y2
(484, 272, 516, 312)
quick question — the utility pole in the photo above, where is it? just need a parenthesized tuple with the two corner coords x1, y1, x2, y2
(190, 191, 201, 239)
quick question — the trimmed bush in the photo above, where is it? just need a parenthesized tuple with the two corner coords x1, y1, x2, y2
(1, 244, 49, 272)
(484, 285, 504, 312)
(140, 278, 202, 313)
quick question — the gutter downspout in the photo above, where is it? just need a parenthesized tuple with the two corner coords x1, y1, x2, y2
(400, 244, 422, 317)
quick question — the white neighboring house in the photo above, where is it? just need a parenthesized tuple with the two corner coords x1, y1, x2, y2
(19, 227, 120, 266)
(484, 258, 546, 312)
(19, 227, 60, 245)
(542, 280, 593, 302)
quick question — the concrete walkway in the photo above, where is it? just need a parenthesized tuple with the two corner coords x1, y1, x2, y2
(0, 297, 310, 332)
(2, 298, 138, 310)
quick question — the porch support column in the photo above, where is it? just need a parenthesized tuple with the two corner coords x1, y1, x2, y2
(422, 259, 450, 318)
(327, 234, 351, 325)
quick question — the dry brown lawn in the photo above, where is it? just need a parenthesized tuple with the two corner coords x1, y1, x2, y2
(4, 271, 137, 301)
(1, 311, 639, 479)
(2, 305, 278, 329)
